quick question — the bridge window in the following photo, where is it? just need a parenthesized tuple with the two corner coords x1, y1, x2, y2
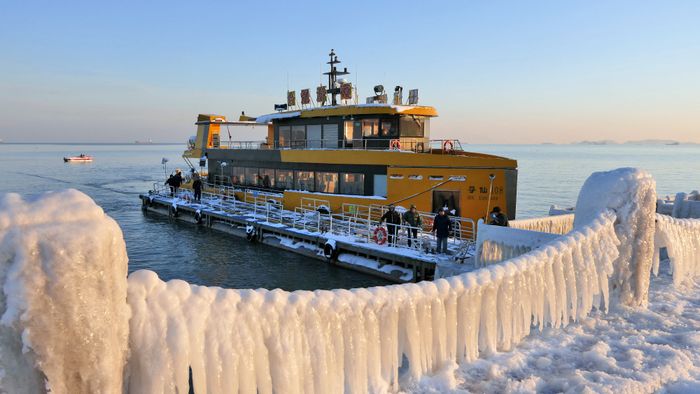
(340, 173, 365, 195)
(362, 119, 379, 137)
(278, 126, 291, 148)
(292, 125, 306, 148)
(399, 116, 425, 137)
(295, 171, 315, 191)
(316, 172, 339, 193)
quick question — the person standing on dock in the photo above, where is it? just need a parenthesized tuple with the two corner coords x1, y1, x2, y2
(172, 169, 183, 197)
(432, 208, 452, 254)
(192, 173, 203, 202)
(165, 174, 175, 196)
(380, 204, 402, 246)
(403, 205, 422, 248)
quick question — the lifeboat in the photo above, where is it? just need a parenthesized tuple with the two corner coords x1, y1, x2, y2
(63, 154, 93, 163)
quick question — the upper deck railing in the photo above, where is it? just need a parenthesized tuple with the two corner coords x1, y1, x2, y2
(217, 139, 464, 153)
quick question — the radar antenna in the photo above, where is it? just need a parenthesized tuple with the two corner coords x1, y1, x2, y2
(323, 49, 350, 106)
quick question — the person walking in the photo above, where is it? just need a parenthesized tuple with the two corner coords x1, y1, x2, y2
(192, 173, 203, 202)
(403, 204, 422, 248)
(489, 206, 509, 227)
(432, 208, 452, 254)
(380, 204, 402, 246)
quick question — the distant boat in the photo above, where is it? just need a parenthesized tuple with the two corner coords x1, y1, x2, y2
(63, 154, 93, 163)
(666, 142, 680, 146)
(134, 139, 154, 144)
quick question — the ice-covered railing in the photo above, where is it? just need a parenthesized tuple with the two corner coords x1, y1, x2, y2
(474, 220, 560, 267)
(125, 211, 618, 393)
(654, 213, 700, 287)
(508, 213, 575, 235)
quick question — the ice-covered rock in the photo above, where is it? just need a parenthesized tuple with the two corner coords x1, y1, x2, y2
(574, 168, 657, 307)
(0, 190, 129, 393)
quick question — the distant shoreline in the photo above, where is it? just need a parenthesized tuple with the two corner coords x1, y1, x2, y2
(0, 142, 184, 145)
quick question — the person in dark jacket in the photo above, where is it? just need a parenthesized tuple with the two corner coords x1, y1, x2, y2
(165, 175, 175, 196)
(403, 205, 422, 248)
(192, 173, 203, 202)
(489, 206, 509, 227)
(171, 169, 183, 196)
(380, 204, 402, 246)
(432, 208, 452, 254)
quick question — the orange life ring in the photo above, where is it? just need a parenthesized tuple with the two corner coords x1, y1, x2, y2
(443, 140, 454, 152)
(390, 139, 401, 150)
(373, 227, 388, 245)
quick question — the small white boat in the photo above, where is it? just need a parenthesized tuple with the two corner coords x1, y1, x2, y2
(63, 154, 93, 163)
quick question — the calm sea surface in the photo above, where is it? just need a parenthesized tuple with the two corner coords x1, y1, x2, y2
(1, 143, 698, 290)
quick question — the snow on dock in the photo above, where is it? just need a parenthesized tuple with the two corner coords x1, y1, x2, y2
(1, 168, 700, 392)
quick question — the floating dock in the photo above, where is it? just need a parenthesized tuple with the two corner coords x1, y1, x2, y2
(139, 185, 475, 283)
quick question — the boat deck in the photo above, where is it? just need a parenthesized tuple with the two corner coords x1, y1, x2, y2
(139, 184, 476, 283)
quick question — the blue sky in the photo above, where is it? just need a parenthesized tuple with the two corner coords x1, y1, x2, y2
(1, 1, 698, 143)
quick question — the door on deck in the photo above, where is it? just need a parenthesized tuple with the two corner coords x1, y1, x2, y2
(432, 190, 460, 217)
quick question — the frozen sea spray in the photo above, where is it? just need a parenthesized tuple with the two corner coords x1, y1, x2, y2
(0, 190, 129, 393)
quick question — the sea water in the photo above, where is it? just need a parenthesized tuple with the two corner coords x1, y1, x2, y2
(1, 142, 697, 290)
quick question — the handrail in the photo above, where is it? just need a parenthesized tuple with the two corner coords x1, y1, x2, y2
(218, 138, 465, 153)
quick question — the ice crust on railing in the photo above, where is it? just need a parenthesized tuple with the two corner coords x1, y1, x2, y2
(574, 168, 657, 306)
(0, 191, 129, 393)
(475, 221, 561, 267)
(509, 213, 575, 235)
(654, 213, 700, 287)
(127, 212, 619, 393)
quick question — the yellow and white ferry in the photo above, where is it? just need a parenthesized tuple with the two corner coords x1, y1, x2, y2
(182, 50, 517, 225)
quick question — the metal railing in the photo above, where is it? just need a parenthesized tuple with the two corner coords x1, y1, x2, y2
(219, 138, 465, 153)
(148, 183, 475, 256)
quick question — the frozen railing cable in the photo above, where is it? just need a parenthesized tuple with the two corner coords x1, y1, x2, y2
(654, 213, 700, 287)
(126, 211, 619, 393)
(509, 213, 575, 235)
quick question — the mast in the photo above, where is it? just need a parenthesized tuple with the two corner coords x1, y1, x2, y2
(323, 49, 350, 106)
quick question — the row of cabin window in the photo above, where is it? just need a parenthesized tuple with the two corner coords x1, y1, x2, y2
(277, 118, 426, 147)
(229, 166, 365, 195)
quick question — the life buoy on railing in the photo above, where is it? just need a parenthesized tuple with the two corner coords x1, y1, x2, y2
(390, 139, 401, 151)
(373, 226, 388, 245)
(442, 140, 454, 152)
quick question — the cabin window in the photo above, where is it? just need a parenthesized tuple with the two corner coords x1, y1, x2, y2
(232, 167, 245, 185)
(295, 171, 315, 191)
(374, 174, 387, 197)
(316, 172, 339, 193)
(399, 116, 424, 137)
(362, 119, 379, 137)
(259, 168, 275, 188)
(292, 125, 306, 148)
(429, 175, 444, 181)
(381, 121, 397, 137)
(276, 170, 294, 189)
(278, 126, 291, 148)
(244, 168, 259, 186)
(340, 173, 365, 195)
(322, 124, 338, 148)
(344, 121, 354, 142)
(307, 125, 322, 148)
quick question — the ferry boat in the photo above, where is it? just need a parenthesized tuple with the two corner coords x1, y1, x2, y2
(181, 50, 518, 224)
(63, 154, 93, 162)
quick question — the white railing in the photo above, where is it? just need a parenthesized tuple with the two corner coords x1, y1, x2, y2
(654, 213, 700, 286)
(509, 213, 575, 235)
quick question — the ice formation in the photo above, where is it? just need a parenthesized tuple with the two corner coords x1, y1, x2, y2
(475, 220, 561, 266)
(574, 168, 657, 306)
(0, 190, 129, 393)
(508, 213, 574, 235)
(654, 213, 700, 287)
(126, 211, 619, 393)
